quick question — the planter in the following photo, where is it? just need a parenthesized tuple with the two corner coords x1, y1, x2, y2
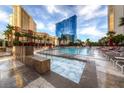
(13, 40, 22, 46)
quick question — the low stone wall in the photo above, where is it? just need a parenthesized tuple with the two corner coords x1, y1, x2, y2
(13, 46, 50, 74)
(25, 55, 50, 74)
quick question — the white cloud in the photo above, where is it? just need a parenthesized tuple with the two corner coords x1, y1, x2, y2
(78, 5, 107, 20)
(36, 20, 55, 33)
(36, 21, 45, 30)
(46, 5, 68, 18)
(0, 10, 9, 23)
(78, 26, 106, 37)
(47, 23, 55, 32)
(47, 5, 59, 14)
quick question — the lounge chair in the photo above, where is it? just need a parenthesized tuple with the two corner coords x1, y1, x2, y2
(103, 47, 124, 61)
(108, 54, 124, 74)
(114, 57, 124, 74)
(101, 47, 124, 74)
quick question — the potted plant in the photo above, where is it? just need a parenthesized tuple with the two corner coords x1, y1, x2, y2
(14, 32, 22, 40)
(13, 40, 22, 46)
(14, 32, 21, 37)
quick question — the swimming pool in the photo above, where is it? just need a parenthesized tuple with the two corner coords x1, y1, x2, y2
(55, 47, 94, 56)
(38, 54, 86, 84)
(37, 47, 95, 83)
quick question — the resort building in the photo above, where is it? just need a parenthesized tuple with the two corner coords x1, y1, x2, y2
(49, 36, 58, 46)
(8, 5, 58, 47)
(108, 5, 124, 35)
(9, 5, 36, 45)
(10, 6, 36, 32)
(35, 32, 58, 46)
(56, 15, 77, 45)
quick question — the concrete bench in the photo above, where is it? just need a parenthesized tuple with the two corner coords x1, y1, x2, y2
(25, 55, 50, 74)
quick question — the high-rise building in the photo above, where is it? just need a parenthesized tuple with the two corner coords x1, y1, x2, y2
(10, 5, 36, 32)
(108, 5, 124, 35)
(9, 5, 58, 47)
(9, 5, 36, 44)
(56, 15, 77, 44)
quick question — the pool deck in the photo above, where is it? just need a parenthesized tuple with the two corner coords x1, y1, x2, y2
(0, 48, 124, 88)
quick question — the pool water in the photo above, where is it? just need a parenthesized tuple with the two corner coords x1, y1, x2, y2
(38, 47, 94, 83)
(56, 47, 94, 56)
(39, 54, 86, 83)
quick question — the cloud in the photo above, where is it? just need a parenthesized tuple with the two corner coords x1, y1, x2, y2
(36, 21, 45, 30)
(47, 5, 59, 14)
(0, 5, 107, 41)
(0, 10, 9, 23)
(47, 23, 55, 32)
(36, 21, 55, 33)
(78, 26, 106, 37)
(46, 5, 68, 18)
(78, 5, 107, 20)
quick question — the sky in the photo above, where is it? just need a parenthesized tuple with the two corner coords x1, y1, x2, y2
(0, 5, 108, 41)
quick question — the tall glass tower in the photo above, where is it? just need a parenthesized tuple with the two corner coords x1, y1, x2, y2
(56, 15, 77, 43)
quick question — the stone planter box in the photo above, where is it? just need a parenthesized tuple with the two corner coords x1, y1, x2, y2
(13, 46, 50, 74)
(26, 55, 50, 74)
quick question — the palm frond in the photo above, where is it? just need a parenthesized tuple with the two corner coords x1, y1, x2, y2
(119, 17, 124, 26)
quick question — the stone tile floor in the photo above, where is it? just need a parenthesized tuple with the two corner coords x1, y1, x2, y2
(0, 48, 124, 88)
(25, 77, 55, 88)
(0, 52, 11, 57)
(0, 57, 54, 88)
(0, 56, 98, 88)
(38, 48, 124, 88)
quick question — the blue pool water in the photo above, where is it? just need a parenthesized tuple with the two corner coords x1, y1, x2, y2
(38, 47, 94, 83)
(38, 54, 86, 84)
(56, 47, 94, 56)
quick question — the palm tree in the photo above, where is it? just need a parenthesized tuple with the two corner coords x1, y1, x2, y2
(14, 32, 21, 41)
(58, 37, 61, 45)
(76, 39, 82, 46)
(86, 38, 91, 46)
(3, 24, 14, 46)
(107, 31, 115, 37)
(3, 30, 9, 40)
(107, 32, 115, 46)
(112, 34, 124, 45)
(61, 34, 67, 45)
(43, 35, 47, 46)
(119, 17, 124, 26)
(23, 33, 29, 42)
(32, 35, 36, 44)
(47, 38, 50, 45)
(63, 36, 67, 45)
(99, 36, 108, 46)
(39, 37, 43, 45)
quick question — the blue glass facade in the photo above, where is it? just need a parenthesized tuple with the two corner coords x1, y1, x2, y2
(56, 15, 77, 43)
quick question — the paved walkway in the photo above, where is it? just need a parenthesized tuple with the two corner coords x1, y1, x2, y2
(0, 58, 54, 88)
(38, 48, 124, 88)
(0, 48, 124, 88)
(0, 56, 98, 88)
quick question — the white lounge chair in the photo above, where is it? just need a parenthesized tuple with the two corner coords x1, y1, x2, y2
(113, 57, 124, 74)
